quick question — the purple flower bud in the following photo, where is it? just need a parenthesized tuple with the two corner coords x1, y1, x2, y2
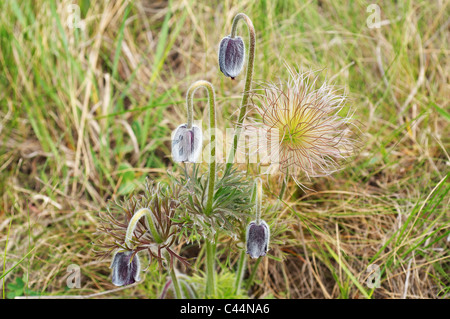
(218, 35, 245, 79)
(110, 251, 140, 286)
(171, 124, 202, 163)
(246, 220, 270, 259)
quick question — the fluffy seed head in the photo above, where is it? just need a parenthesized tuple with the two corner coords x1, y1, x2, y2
(218, 35, 245, 79)
(248, 67, 357, 179)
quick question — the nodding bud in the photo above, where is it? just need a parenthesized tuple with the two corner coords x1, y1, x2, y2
(218, 35, 245, 79)
(246, 220, 270, 259)
(110, 251, 141, 286)
(171, 124, 202, 163)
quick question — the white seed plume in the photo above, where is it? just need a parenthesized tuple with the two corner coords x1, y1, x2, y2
(246, 67, 358, 180)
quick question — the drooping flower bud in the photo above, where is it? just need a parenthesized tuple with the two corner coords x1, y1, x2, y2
(218, 35, 245, 79)
(110, 251, 141, 286)
(171, 124, 202, 163)
(246, 220, 270, 259)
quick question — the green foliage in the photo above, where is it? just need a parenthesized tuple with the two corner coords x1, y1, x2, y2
(117, 163, 147, 195)
(186, 270, 249, 299)
(6, 276, 40, 299)
(0, 0, 448, 299)
(171, 164, 254, 243)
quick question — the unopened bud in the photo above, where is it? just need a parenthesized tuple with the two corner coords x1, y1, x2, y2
(246, 220, 270, 259)
(171, 124, 202, 163)
(218, 36, 245, 79)
(110, 251, 141, 286)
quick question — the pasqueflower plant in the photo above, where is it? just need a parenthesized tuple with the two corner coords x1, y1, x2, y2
(94, 12, 358, 299)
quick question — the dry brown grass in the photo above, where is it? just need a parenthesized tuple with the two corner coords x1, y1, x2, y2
(0, 0, 448, 299)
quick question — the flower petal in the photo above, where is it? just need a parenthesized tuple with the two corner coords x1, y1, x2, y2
(246, 220, 270, 259)
(218, 36, 245, 79)
(171, 124, 203, 163)
(111, 251, 141, 286)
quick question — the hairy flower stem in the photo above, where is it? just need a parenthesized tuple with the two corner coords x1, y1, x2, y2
(187, 81, 217, 298)
(234, 249, 247, 294)
(169, 268, 182, 299)
(186, 85, 194, 129)
(245, 257, 262, 290)
(205, 240, 216, 297)
(255, 177, 262, 225)
(125, 209, 182, 298)
(164, 251, 182, 299)
(234, 177, 260, 293)
(225, 13, 256, 174)
(125, 208, 163, 247)
(186, 81, 216, 216)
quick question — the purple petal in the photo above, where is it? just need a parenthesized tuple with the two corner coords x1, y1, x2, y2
(246, 220, 270, 259)
(111, 251, 141, 286)
(218, 36, 245, 79)
(171, 124, 202, 163)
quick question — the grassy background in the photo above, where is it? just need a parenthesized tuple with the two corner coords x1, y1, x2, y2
(0, 0, 448, 299)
